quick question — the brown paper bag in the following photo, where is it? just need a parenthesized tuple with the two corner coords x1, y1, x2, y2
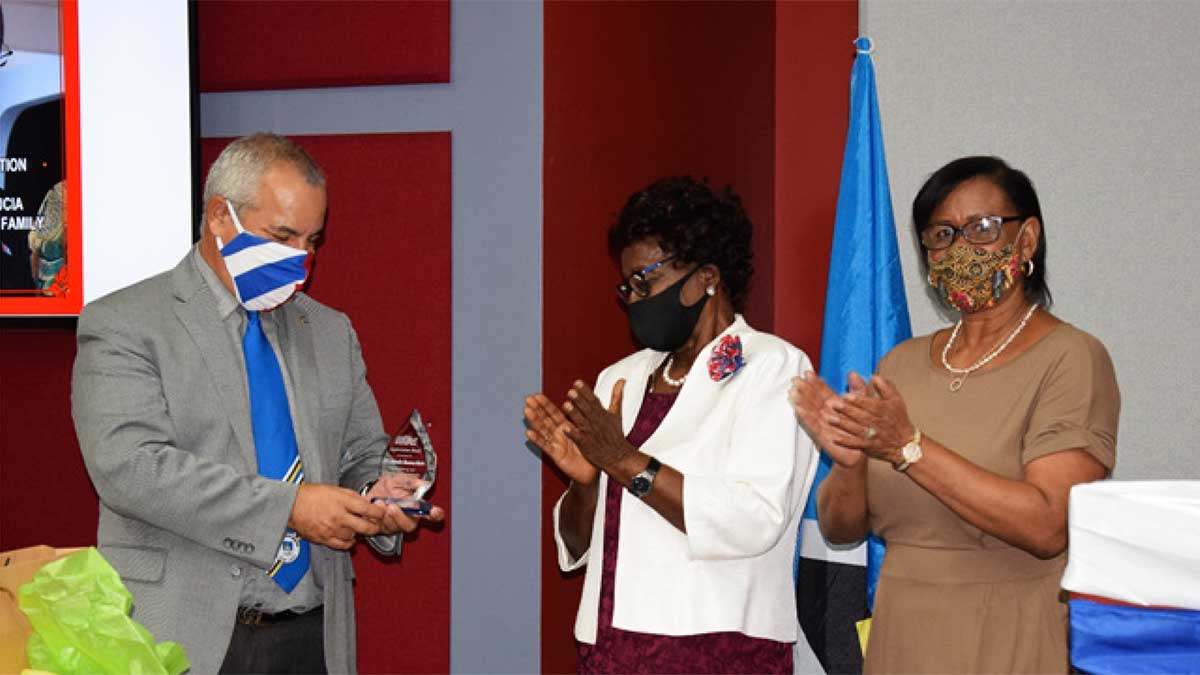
(0, 545, 82, 674)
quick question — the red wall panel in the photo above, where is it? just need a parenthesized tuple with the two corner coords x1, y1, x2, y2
(201, 132, 452, 674)
(773, 1, 858, 361)
(542, 2, 856, 671)
(0, 322, 98, 551)
(542, 2, 776, 672)
(197, 1, 450, 92)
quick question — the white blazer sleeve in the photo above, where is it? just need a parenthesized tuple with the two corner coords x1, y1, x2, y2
(682, 347, 816, 560)
(550, 365, 622, 572)
(553, 489, 589, 572)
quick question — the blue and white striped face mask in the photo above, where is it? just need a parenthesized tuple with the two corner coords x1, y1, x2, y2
(217, 200, 310, 312)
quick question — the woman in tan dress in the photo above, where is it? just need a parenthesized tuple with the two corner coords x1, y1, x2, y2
(789, 156, 1120, 674)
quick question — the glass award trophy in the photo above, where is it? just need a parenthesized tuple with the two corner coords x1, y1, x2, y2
(378, 408, 437, 515)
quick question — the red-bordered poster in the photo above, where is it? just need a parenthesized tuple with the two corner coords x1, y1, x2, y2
(0, 0, 82, 316)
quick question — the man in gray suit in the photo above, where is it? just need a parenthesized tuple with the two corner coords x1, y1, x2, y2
(72, 133, 442, 674)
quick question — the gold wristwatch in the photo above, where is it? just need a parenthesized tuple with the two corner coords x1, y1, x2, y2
(895, 428, 923, 472)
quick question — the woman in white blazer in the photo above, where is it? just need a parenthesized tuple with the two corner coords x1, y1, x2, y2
(525, 177, 818, 674)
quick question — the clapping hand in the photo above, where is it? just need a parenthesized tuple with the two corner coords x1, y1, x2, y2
(525, 390, 599, 485)
(526, 379, 631, 480)
(827, 373, 916, 465)
(789, 370, 869, 468)
(561, 380, 632, 474)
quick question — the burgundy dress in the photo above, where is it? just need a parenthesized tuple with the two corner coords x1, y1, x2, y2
(576, 392, 793, 674)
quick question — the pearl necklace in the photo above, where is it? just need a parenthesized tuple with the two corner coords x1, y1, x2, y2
(661, 355, 687, 387)
(941, 303, 1038, 392)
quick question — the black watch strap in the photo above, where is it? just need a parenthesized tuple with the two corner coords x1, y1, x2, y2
(628, 457, 662, 499)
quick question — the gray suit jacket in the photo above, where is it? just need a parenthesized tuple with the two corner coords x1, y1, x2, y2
(72, 250, 391, 674)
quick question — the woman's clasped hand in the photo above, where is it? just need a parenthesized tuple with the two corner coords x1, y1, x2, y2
(524, 379, 631, 483)
(789, 370, 915, 468)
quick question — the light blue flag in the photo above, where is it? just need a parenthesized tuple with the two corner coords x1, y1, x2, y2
(797, 37, 911, 614)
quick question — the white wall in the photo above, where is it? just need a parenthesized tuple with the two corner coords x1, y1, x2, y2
(865, 0, 1200, 480)
(79, 0, 192, 303)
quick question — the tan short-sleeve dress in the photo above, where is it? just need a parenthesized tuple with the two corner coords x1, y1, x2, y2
(863, 323, 1120, 674)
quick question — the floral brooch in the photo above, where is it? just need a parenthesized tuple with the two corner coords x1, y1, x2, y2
(707, 334, 745, 382)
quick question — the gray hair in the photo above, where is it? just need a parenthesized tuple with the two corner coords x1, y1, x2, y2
(202, 133, 325, 212)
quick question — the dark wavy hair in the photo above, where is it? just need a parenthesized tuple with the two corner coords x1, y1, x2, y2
(607, 176, 754, 311)
(912, 156, 1052, 308)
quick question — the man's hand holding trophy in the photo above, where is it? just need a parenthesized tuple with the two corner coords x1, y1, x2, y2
(365, 409, 445, 541)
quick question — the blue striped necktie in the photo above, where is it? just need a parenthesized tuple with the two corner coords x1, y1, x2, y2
(243, 310, 310, 592)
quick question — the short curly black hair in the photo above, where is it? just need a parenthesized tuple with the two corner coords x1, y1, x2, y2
(607, 176, 754, 311)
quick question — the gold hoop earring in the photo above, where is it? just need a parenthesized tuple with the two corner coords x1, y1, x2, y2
(1023, 259, 1035, 276)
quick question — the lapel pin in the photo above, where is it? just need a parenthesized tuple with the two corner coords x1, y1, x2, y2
(708, 335, 746, 382)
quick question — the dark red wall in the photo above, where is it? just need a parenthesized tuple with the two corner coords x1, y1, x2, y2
(196, 0, 451, 91)
(772, 1, 858, 359)
(541, 2, 855, 672)
(542, 2, 776, 672)
(3, 133, 453, 673)
(0, 321, 97, 551)
(196, 1, 455, 667)
(6, 5, 858, 673)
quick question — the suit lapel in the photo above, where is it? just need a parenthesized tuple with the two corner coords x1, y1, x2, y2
(639, 316, 752, 462)
(170, 254, 258, 472)
(277, 301, 323, 484)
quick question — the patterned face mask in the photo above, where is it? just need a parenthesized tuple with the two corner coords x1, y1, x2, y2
(927, 229, 1024, 313)
(217, 200, 310, 312)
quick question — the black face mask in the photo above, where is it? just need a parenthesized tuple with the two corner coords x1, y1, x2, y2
(628, 267, 708, 352)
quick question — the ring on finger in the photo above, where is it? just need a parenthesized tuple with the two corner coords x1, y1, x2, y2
(864, 426, 877, 440)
